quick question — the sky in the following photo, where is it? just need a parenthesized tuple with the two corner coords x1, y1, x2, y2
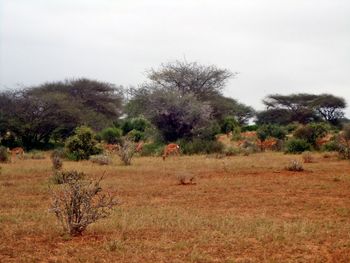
(1, 0, 350, 115)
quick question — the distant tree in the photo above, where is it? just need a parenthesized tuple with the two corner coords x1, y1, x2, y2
(256, 109, 293, 125)
(311, 94, 346, 125)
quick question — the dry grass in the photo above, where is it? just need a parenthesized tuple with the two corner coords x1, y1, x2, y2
(1, 152, 350, 262)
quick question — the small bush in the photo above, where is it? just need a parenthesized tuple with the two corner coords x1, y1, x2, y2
(179, 139, 224, 155)
(90, 155, 111, 165)
(51, 170, 85, 185)
(285, 160, 304, 172)
(257, 124, 286, 141)
(293, 122, 330, 148)
(118, 139, 135, 165)
(50, 175, 118, 236)
(0, 146, 10, 163)
(321, 140, 339, 152)
(224, 147, 240, 156)
(302, 151, 314, 163)
(285, 139, 311, 154)
(65, 126, 102, 161)
(126, 129, 144, 142)
(100, 127, 122, 144)
(140, 142, 164, 156)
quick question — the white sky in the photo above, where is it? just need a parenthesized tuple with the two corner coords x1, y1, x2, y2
(1, 0, 350, 115)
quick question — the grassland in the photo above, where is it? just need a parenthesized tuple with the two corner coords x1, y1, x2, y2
(1, 152, 350, 262)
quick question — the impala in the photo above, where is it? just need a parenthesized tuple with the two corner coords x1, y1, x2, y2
(162, 143, 180, 160)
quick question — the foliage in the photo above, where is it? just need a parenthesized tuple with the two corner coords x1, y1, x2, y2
(293, 123, 330, 147)
(121, 117, 150, 135)
(224, 146, 240, 156)
(221, 116, 239, 134)
(24, 150, 46, 160)
(100, 127, 122, 144)
(285, 160, 304, 171)
(257, 124, 286, 141)
(261, 93, 345, 125)
(50, 175, 118, 236)
(140, 142, 165, 156)
(336, 124, 350, 159)
(178, 139, 224, 155)
(0, 79, 124, 149)
(126, 129, 144, 142)
(241, 125, 258, 132)
(0, 146, 10, 163)
(285, 139, 311, 154)
(65, 126, 102, 161)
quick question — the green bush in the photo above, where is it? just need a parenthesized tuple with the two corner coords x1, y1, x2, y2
(179, 139, 224, 155)
(121, 117, 150, 135)
(285, 138, 312, 154)
(100, 127, 122, 144)
(140, 142, 165, 156)
(321, 140, 339, 152)
(241, 125, 258, 132)
(257, 124, 286, 141)
(221, 116, 239, 134)
(293, 122, 330, 147)
(126, 129, 144, 142)
(0, 146, 10, 163)
(65, 126, 102, 161)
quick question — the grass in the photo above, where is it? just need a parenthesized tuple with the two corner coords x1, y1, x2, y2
(1, 152, 350, 262)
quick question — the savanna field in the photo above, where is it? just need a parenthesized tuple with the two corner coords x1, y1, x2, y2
(1, 152, 350, 262)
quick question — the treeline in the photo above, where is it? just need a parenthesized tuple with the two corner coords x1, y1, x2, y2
(0, 60, 347, 150)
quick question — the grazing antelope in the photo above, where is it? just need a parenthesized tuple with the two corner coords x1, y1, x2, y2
(135, 141, 144, 153)
(8, 147, 25, 160)
(162, 143, 180, 160)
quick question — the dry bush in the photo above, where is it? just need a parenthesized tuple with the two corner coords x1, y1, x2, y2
(50, 176, 118, 236)
(285, 159, 304, 172)
(51, 150, 63, 171)
(90, 154, 111, 165)
(51, 170, 85, 185)
(176, 172, 196, 185)
(302, 151, 314, 163)
(118, 139, 135, 165)
(24, 151, 45, 160)
(224, 147, 240, 156)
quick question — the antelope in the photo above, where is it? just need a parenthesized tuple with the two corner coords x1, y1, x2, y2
(8, 147, 25, 160)
(162, 143, 180, 160)
(135, 141, 144, 153)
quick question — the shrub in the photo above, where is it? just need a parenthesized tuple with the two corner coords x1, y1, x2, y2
(179, 139, 224, 155)
(336, 124, 350, 159)
(321, 140, 339, 152)
(224, 146, 240, 156)
(241, 125, 258, 132)
(100, 127, 122, 144)
(90, 155, 111, 165)
(121, 117, 150, 135)
(221, 116, 239, 135)
(302, 151, 314, 163)
(285, 138, 311, 154)
(285, 160, 304, 172)
(176, 172, 196, 185)
(50, 175, 118, 236)
(50, 170, 85, 185)
(0, 146, 10, 163)
(65, 126, 102, 161)
(140, 142, 164, 156)
(294, 122, 330, 147)
(257, 124, 286, 141)
(126, 129, 144, 142)
(118, 139, 135, 165)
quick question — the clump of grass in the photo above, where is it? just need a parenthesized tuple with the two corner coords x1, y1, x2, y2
(51, 150, 63, 171)
(24, 150, 45, 160)
(285, 159, 304, 172)
(50, 175, 118, 236)
(302, 151, 314, 163)
(90, 154, 111, 165)
(176, 172, 196, 185)
(224, 147, 240, 157)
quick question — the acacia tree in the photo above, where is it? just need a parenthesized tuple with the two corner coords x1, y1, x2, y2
(259, 93, 346, 125)
(0, 79, 124, 149)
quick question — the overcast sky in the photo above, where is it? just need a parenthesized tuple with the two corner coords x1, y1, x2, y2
(1, 0, 350, 115)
